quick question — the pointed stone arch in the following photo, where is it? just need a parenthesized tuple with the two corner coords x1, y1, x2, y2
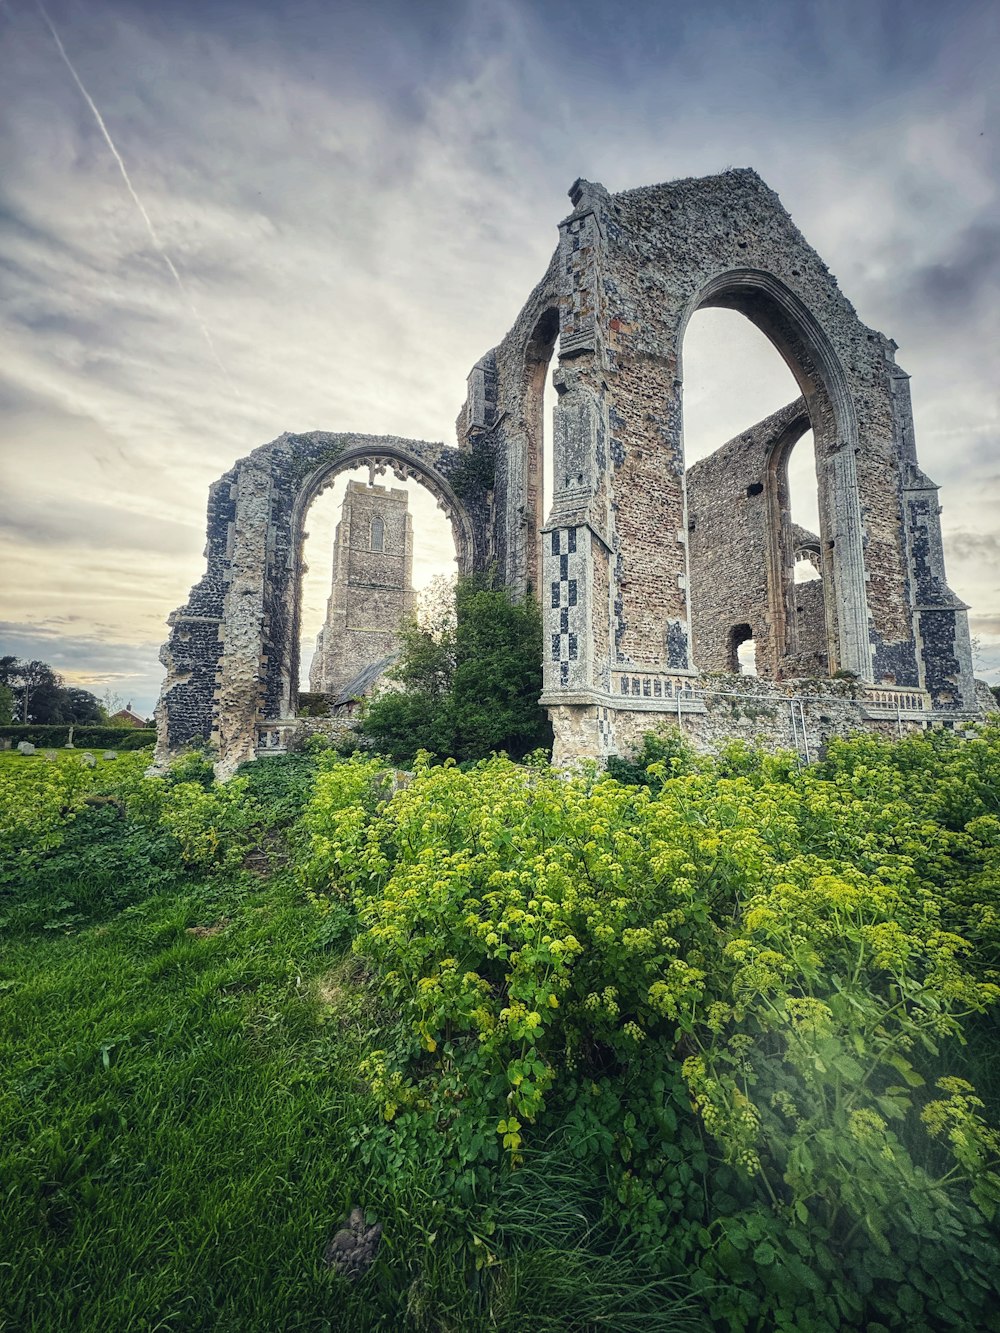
(155, 432, 489, 775)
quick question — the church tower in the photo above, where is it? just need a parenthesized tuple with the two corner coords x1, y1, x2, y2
(308, 481, 416, 696)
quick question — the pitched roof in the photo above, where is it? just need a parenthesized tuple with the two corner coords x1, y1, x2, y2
(332, 653, 398, 706)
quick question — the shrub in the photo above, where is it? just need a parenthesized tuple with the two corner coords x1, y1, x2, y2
(361, 577, 550, 765)
(0, 724, 156, 750)
(300, 735, 1000, 1328)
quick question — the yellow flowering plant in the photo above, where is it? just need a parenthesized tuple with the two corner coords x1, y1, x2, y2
(300, 729, 1000, 1328)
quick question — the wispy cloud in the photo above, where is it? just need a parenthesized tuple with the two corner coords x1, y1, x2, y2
(33, 0, 238, 398)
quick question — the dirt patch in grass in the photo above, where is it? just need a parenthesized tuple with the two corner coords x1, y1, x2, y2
(314, 955, 367, 1010)
(185, 919, 228, 939)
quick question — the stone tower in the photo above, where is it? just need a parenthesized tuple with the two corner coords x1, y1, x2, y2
(308, 480, 416, 696)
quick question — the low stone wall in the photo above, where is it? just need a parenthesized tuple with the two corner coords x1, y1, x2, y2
(255, 715, 361, 756)
(551, 675, 990, 767)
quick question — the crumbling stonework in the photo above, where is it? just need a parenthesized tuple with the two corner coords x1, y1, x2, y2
(308, 481, 416, 697)
(156, 169, 985, 775)
(460, 169, 980, 763)
(686, 399, 831, 679)
(155, 433, 490, 775)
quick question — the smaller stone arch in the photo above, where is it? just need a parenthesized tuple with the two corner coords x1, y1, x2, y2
(763, 407, 835, 675)
(155, 431, 490, 775)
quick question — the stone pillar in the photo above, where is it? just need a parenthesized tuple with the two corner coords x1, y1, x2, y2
(214, 463, 273, 776)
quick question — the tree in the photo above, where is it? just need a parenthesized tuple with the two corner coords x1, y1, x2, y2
(0, 682, 12, 726)
(361, 577, 550, 765)
(4, 659, 61, 723)
(60, 687, 104, 724)
(0, 655, 102, 724)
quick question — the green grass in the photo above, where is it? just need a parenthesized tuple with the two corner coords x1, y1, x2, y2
(1, 871, 706, 1332)
(1, 872, 383, 1331)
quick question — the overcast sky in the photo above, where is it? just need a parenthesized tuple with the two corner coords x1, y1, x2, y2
(1, 0, 997, 714)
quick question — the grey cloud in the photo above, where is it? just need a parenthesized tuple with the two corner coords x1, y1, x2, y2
(1, 0, 998, 696)
(0, 495, 199, 554)
(903, 223, 1000, 323)
(946, 531, 1000, 564)
(0, 621, 163, 713)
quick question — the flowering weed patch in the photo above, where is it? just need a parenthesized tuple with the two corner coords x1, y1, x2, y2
(301, 728, 1000, 1329)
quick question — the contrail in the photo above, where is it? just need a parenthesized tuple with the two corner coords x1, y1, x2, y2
(34, 0, 238, 396)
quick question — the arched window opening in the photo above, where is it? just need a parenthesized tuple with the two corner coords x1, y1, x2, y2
(785, 430, 820, 581)
(682, 309, 800, 469)
(683, 308, 803, 680)
(298, 466, 457, 702)
(523, 307, 560, 596)
(541, 335, 559, 537)
(731, 625, 758, 676)
(780, 431, 829, 674)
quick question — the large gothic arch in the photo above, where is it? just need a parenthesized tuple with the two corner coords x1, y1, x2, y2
(453, 169, 978, 761)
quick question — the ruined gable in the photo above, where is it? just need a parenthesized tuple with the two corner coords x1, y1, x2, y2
(155, 170, 983, 775)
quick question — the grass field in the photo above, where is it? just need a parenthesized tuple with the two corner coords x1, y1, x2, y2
(3, 736, 1000, 1331)
(1, 751, 704, 1331)
(2, 873, 374, 1331)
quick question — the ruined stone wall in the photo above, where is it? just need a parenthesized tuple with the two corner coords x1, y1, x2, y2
(791, 580, 828, 673)
(607, 676, 953, 767)
(309, 482, 415, 696)
(466, 168, 979, 761)
(686, 398, 833, 680)
(156, 432, 490, 776)
(688, 400, 799, 674)
(158, 168, 985, 777)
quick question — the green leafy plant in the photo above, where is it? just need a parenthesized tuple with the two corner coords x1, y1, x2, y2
(300, 729, 1000, 1328)
(360, 576, 550, 765)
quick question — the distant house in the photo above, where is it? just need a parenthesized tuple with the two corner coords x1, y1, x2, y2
(110, 702, 148, 728)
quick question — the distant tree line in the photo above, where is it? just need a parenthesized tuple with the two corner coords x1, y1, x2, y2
(0, 656, 109, 726)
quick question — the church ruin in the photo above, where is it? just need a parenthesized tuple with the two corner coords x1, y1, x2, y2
(307, 480, 416, 700)
(155, 168, 989, 775)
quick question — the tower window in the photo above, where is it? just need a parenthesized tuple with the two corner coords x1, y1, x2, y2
(370, 517, 384, 552)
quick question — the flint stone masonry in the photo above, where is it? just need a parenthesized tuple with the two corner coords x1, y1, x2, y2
(156, 169, 985, 775)
(156, 432, 489, 776)
(308, 481, 416, 697)
(686, 398, 831, 679)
